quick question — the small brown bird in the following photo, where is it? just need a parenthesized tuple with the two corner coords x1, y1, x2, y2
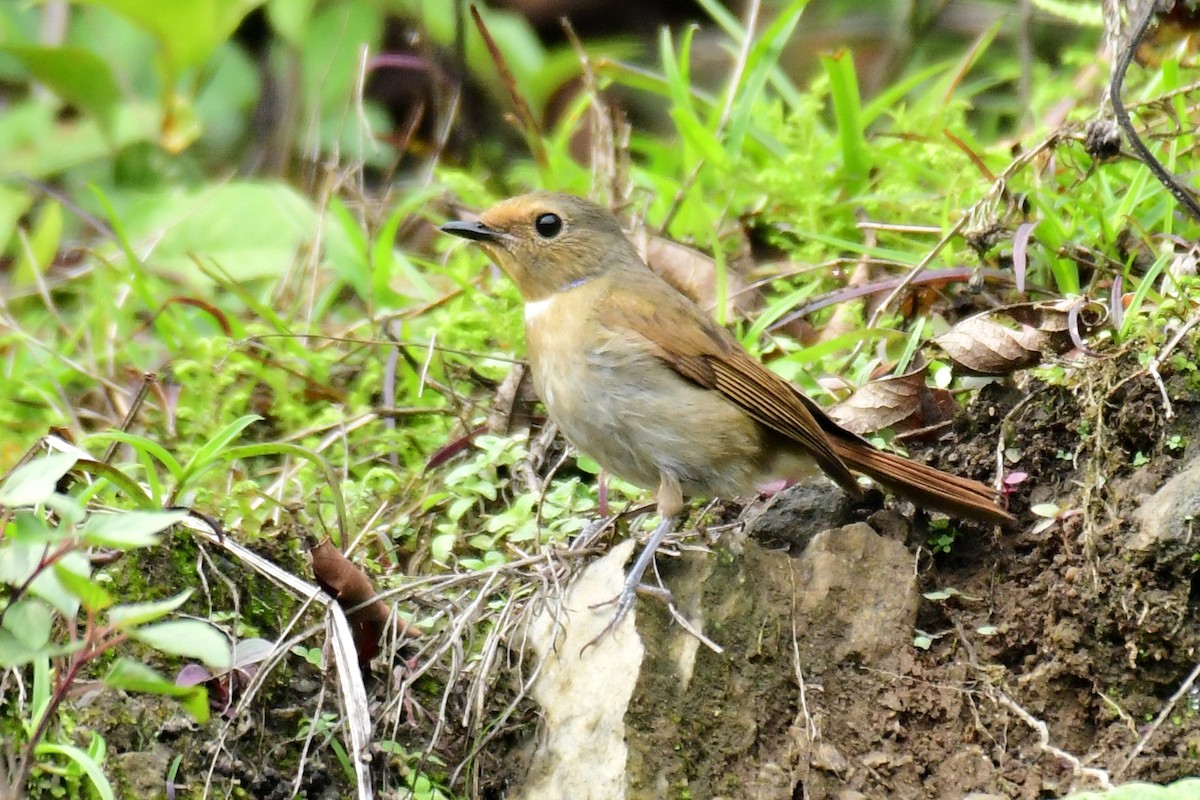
(443, 192, 1013, 629)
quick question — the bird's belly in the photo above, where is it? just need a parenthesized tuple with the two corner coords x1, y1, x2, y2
(531, 345, 768, 499)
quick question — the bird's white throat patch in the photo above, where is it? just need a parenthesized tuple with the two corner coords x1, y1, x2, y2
(524, 296, 555, 321)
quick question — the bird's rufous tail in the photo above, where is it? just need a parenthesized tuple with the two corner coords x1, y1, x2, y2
(829, 439, 1014, 527)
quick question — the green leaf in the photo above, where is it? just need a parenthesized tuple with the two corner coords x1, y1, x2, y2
(0, 182, 33, 257)
(0, 453, 78, 507)
(43, 493, 86, 526)
(116, 182, 339, 283)
(71, 0, 262, 73)
(1062, 779, 1200, 800)
(108, 589, 193, 629)
(0, 628, 42, 668)
(12, 198, 63, 286)
(723, 0, 806, 158)
(0, 540, 40, 586)
(266, 0, 317, 48)
(102, 658, 210, 722)
(33, 742, 115, 800)
(84, 431, 184, 480)
(822, 51, 869, 192)
(54, 564, 114, 614)
(1, 44, 120, 136)
(8, 510, 69, 545)
(430, 531, 456, 563)
(180, 414, 262, 485)
(129, 620, 231, 670)
(30, 551, 90, 618)
(0, 629, 83, 667)
(2, 599, 53, 650)
(80, 509, 187, 548)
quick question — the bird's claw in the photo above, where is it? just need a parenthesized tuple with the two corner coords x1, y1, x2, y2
(583, 580, 673, 652)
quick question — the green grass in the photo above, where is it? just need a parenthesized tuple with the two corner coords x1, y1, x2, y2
(2, 0, 1199, 797)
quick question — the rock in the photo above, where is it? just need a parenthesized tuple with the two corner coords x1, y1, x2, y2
(747, 478, 856, 552)
(927, 746, 996, 796)
(114, 747, 172, 797)
(1130, 456, 1200, 552)
(812, 742, 849, 772)
(793, 522, 920, 670)
(508, 522, 920, 800)
(511, 540, 644, 800)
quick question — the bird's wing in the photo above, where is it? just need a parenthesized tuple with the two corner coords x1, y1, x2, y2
(598, 273, 861, 495)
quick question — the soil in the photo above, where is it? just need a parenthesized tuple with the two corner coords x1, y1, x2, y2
(70, 354, 1200, 800)
(615, 358, 1200, 800)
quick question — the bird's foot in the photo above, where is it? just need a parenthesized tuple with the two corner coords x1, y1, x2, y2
(584, 578, 673, 651)
(581, 513, 679, 653)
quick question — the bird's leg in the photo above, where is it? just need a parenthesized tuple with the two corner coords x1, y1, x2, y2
(612, 513, 678, 615)
(590, 476, 683, 643)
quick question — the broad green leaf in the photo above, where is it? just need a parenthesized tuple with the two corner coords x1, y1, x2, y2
(103, 659, 209, 722)
(0, 540, 39, 586)
(0, 628, 42, 668)
(30, 551, 90, 618)
(266, 0, 317, 47)
(107, 589, 192, 629)
(54, 564, 114, 613)
(117, 667, 211, 733)
(43, 493, 86, 526)
(12, 198, 63, 286)
(113, 182, 339, 282)
(8, 510, 69, 545)
(70, 0, 262, 73)
(300, 2, 383, 109)
(80, 509, 187, 548)
(130, 620, 231, 670)
(2, 598, 53, 650)
(1, 44, 120, 136)
(0, 630, 83, 667)
(0, 453, 77, 507)
(0, 182, 33, 257)
(0, 99, 157, 178)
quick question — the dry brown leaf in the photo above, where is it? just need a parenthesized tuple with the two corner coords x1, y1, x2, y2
(934, 300, 1101, 375)
(828, 368, 957, 435)
(309, 537, 418, 666)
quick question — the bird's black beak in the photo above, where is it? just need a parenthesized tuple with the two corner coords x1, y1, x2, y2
(440, 219, 500, 242)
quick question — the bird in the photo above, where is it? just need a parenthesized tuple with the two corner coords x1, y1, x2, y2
(442, 192, 1014, 633)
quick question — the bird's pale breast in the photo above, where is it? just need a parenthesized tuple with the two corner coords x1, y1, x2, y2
(523, 283, 779, 499)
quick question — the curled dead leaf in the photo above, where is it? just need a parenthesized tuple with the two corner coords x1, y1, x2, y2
(934, 299, 1105, 375)
(309, 537, 418, 666)
(828, 366, 957, 435)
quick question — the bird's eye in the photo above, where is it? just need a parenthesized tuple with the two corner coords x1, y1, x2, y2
(534, 213, 563, 239)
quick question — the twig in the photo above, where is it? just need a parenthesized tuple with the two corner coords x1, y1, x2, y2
(102, 372, 156, 465)
(954, 623, 1112, 791)
(1110, 0, 1200, 223)
(991, 688, 1112, 790)
(1115, 654, 1200, 778)
(1145, 305, 1200, 420)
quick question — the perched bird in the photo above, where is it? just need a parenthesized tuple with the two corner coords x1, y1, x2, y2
(442, 192, 1013, 631)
